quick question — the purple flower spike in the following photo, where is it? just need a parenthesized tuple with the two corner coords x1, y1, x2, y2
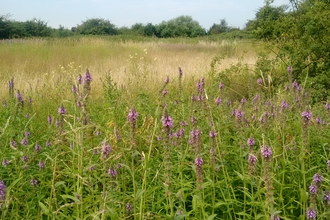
(215, 97, 222, 106)
(84, 70, 92, 84)
(47, 115, 52, 125)
(195, 157, 203, 167)
(108, 168, 117, 178)
(306, 208, 317, 219)
(247, 137, 255, 147)
(178, 67, 183, 77)
(209, 130, 217, 138)
(302, 111, 312, 121)
(313, 173, 323, 184)
(287, 66, 293, 73)
(127, 109, 138, 123)
(126, 203, 133, 213)
(162, 115, 173, 128)
(309, 184, 318, 194)
(30, 179, 38, 186)
(165, 76, 169, 84)
(219, 82, 224, 90)
(35, 144, 41, 152)
(248, 154, 257, 166)
(257, 78, 263, 85)
(325, 103, 330, 111)
(58, 105, 66, 115)
(261, 145, 272, 160)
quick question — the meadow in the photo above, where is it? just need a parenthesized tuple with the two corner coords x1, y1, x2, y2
(0, 36, 329, 220)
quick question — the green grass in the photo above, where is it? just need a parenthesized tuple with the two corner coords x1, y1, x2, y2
(0, 37, 329, 219)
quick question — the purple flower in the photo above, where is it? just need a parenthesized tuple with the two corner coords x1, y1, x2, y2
(257, 78, 263, 85)
(247, 137, 255, 147)
(77, 74, 82, 84)
(316, 117, 322, 124)
(325, 103, 330, 111)
(22, 155, 28, 162)
(309, 184, 318, 194)
(302, 111, 312, 121)
(162, 115, 173, 128)
(270, 215, 280, 220)
(126, 203, 133, 213)
(180, 121, 187, 127)
(58, 105, 66, 115)
(281, 101, 289, 109)
(72, 85, 78, 93)
(83, 70, 92, 84)
(10, 140, 17, 147)
(313, 173, 323, 184)
(16, 90, 24, 105)
(21, 138, 28, 146)
(241, 98, 246, 105)
(0, 180, 7, 203)
(30, 179, 38, 186)
(101, 142, 112, 159)
(195, 157, 203, 167)
(287, 66, 293, 73)
(261, 145, 272, 160)
(219, 82, 224, 90)
(47, 115, 52, 125)
(165, 76, 169, 84)
(127, 109, 138, 123)
(2, 159, 10, 167)
(178, 67, 183, 77)
(248, 154, 257, 166)
(25, 131, 30, 137)
(46, 141, 51, 147)
(108, 168, 117, 178)
(162, 89, 168, 97)
(306, 208, 317, 219)
(39, 161, 45, 170)
(209, 130, 217, 138)
(35, 144, 41, 152)
(327, 160, 330, 168)
(215, 97, 222, 106)
(324, 191, 330, 202)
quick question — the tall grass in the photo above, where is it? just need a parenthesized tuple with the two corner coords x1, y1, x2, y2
(0, 37, 329, 219)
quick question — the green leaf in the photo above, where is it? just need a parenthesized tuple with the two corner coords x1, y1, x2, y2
(207, 214, 217, 220)
(173, 214, 186, 220)
(60, 194, 81, 203)
(39, 201, 50, 215)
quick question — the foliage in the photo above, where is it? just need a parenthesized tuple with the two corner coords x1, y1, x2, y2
(76, 18, 117, 35)
(155, 15, 206, 38)
(208, 19, 231, 35)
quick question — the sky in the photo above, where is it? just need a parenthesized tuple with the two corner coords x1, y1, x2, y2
(1, 0, 289, 30)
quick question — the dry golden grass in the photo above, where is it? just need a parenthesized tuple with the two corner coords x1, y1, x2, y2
(0, 37, 261, 98)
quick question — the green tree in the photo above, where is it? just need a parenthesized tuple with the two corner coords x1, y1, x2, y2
(0, 15, 11, 39)
(23, 18, 52, 37)
(156, 15, 205, 38)
(208, 19, 231, 35)
(76, 18, 117, 35)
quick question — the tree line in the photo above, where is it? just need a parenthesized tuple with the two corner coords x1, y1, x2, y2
(0, 15, 246, 39)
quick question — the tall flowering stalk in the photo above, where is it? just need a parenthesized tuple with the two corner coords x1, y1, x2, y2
(8, 77, 14, 99)
(209, 130, 217, 169)
(161, 109, 173, 194)
(0, 180, 6, 208)
(178, 67, 183, 95)
(127, 108, 138, 150)
(260, 143, 275, 217)
(195, 157, 204, 190)
(307, 172, 323, 220)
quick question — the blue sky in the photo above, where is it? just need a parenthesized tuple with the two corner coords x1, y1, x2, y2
(1, 0, 289, 30)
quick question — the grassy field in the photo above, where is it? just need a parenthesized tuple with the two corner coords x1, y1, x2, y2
(0, 36, 329, 219)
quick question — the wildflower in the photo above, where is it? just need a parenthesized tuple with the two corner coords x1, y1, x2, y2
(227, 100, 232, 106)
(292, 81, 299, 90)
(325, 103, 330, 111)
(58, 105, 66, 115)
(165, 75, 169, 84)
(287, 66, 293, 73)
(46, 140, 51, 147)
(30, 179, 38, 186)
(313, 173, 323, 184)
(247, 137, 255, 147)
(34, 144, 41, 152)
(316, 117, 322, 124)
(248, 154, 257, 166)
(108, 168, 117, 178)
(324, 191, 330, 204)
(38, 161, 45, 170)
(215, 97, 222, 105)
(101, 142, 112, 159)
(16, 90, 24, 105)
(22, 155, 29, 162)
(10, 140, 17, 147)
(83, 70, 92, 84)
(77, 74, 82, 84)
(309, 184, 318, 194)
(209, 130, 217, 138)
(127, 109, 138, 123)
(126, 203, 133, 213)
(302, 111, 312, 121)
(47, 115, 52, 125)
(180, 121, 187, 127)
(72, 85, 78, 94)
(0, 180, 6, 206)
(261, 145, 272, 160)
(241, 98, 246, 105)
(327, 160, 330, 168)
(281, 101, 289, 109)
(194, 157, 203, 167)
(21, 137, 28, 146)
(162, 89, 168, 97)
(24, 131, 30, 137)
(257, 78, 263, 85)
(306, 208, 317, 219)
(2, 159, 10, 167)
(219, 82, 224, 90)
(162, 115, 173, 128)
(178, 67, 183, 77)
